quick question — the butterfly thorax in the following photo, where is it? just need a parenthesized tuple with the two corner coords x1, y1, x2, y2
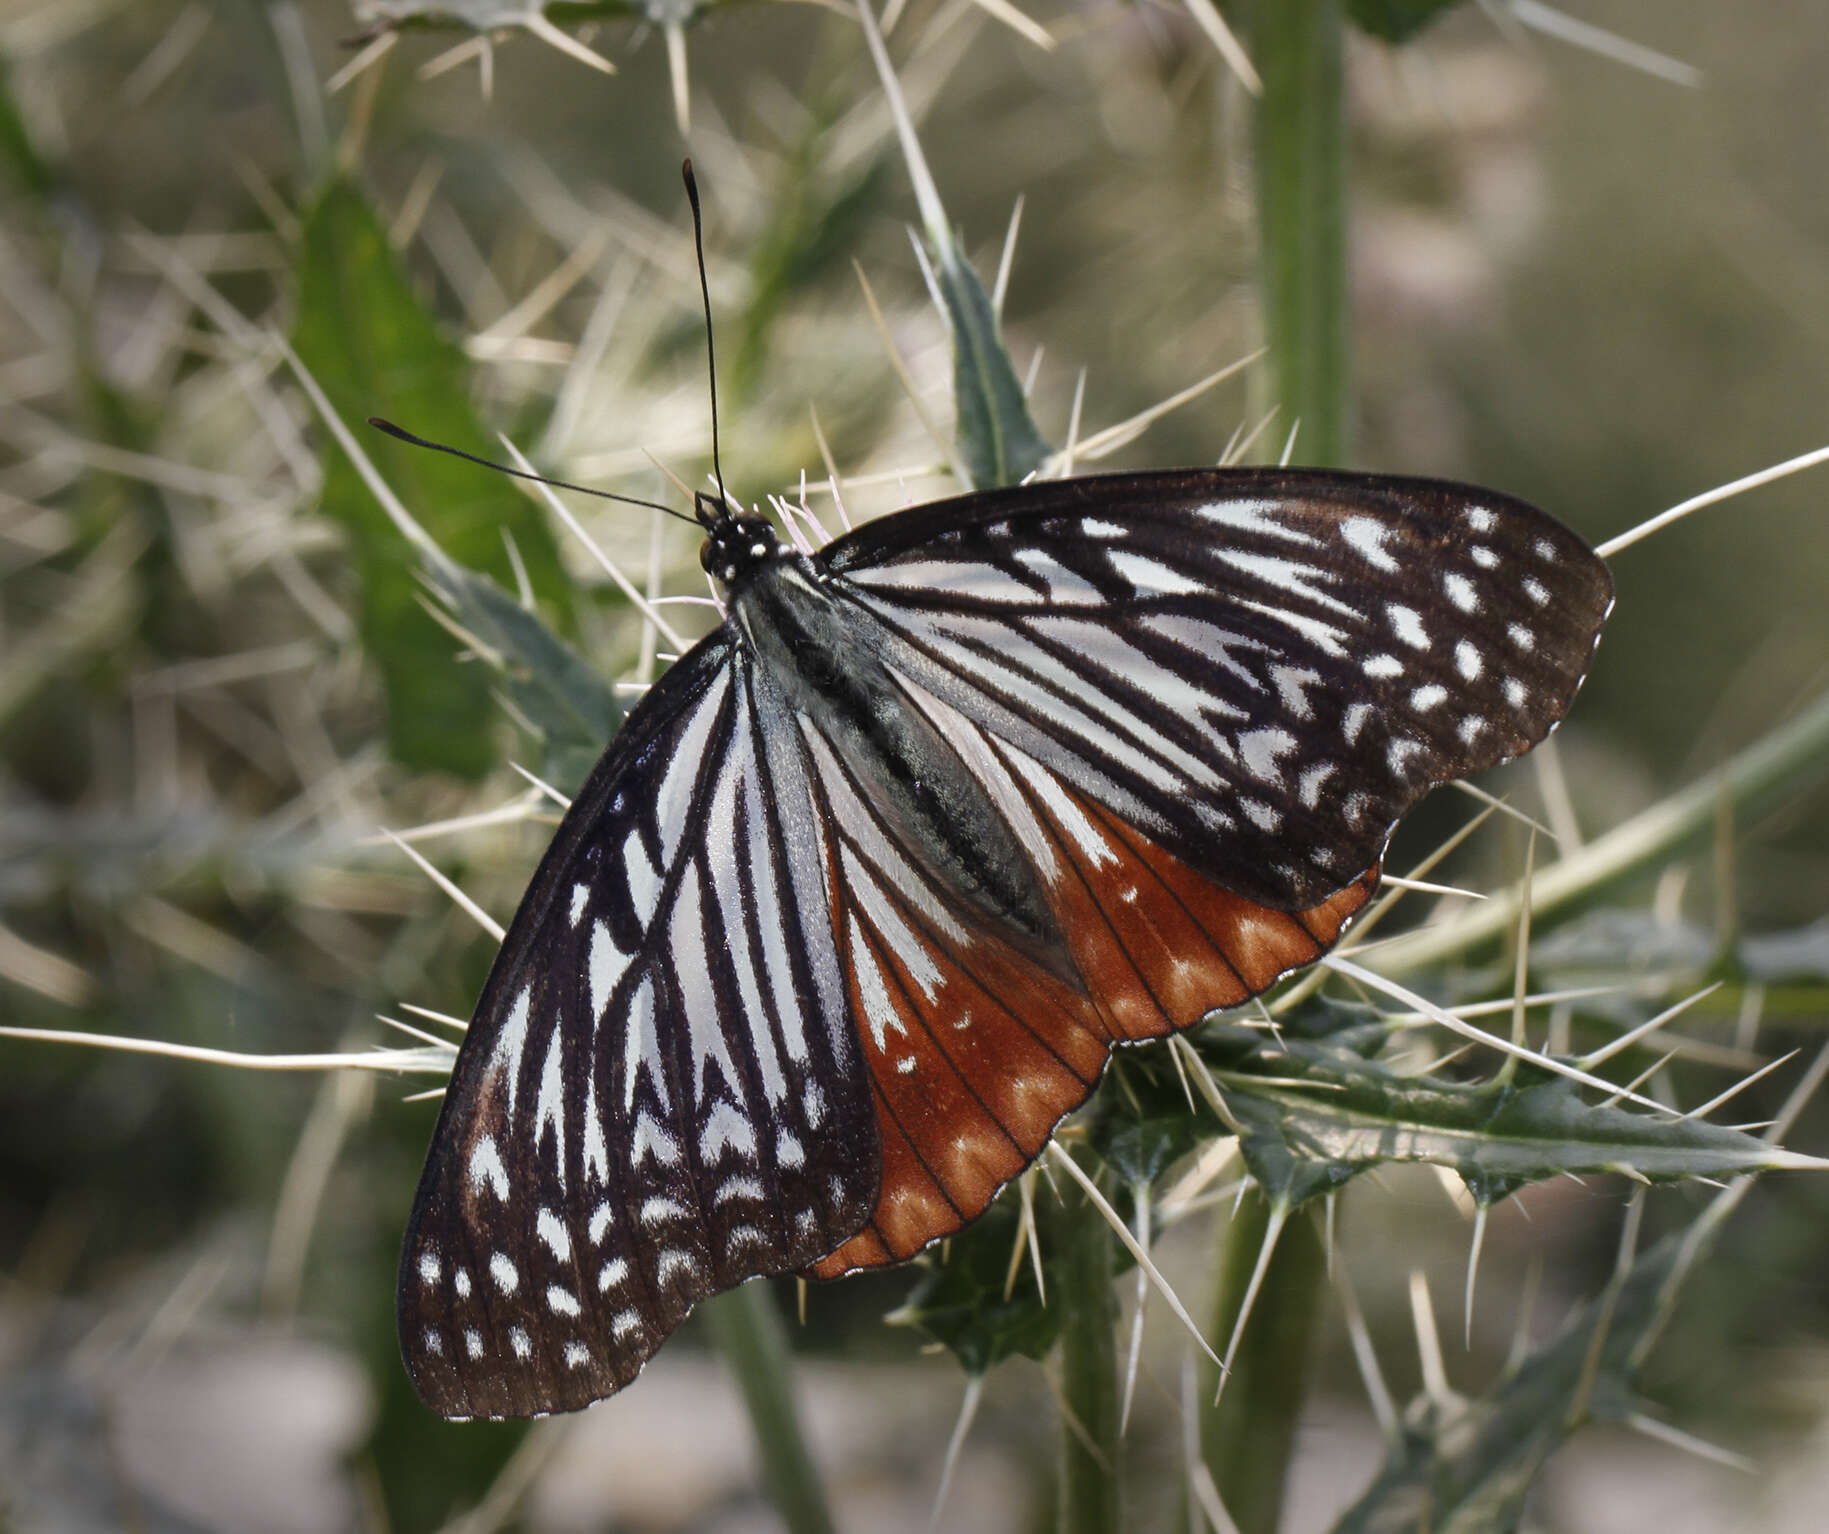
(729, 554, 1073, 978)
(698, 504, 790, 588)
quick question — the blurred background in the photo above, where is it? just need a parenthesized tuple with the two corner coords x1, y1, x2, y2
(1, 1, 1827, 1530)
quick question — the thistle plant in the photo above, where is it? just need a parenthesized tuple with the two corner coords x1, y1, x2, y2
(3, 5, 1829, 1534)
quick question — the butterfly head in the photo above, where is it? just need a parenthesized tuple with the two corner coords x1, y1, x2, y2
(698, 496, 790, 590)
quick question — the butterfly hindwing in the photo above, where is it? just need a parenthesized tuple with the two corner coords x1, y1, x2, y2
(398, 636, 880, 1418)
(804, 680, 1377, 1278)
(826, 467, 1612, 911)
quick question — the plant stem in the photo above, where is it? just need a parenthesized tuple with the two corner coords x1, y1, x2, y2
(1053, 1164, 1123, 1534)
(1191, 8, 1350, 1529)
(1200, 1195, 1327, 1534)
(1251, 0, 1349, 468)
(701, 1283, 838, 1534)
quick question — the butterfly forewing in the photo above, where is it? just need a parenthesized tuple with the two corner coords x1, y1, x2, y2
(399, 636, 879, 1418)
(826, 468, 1612, 912)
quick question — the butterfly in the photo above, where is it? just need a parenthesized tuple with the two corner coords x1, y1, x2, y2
(396, 462, 1612, 1419)
(392, 173, 1613, 1423)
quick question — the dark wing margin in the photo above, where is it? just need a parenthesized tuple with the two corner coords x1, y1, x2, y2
(398, 633, 879, 1419)
(822, 467, 1612, 910)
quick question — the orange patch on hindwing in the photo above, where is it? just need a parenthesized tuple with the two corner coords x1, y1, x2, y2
(811, 748, 1376, 1280)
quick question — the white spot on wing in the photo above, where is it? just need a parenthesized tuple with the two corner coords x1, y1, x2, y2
(1442, 572, 1479, 612)
(490, 1252, 519, 1295)
(564, 1341, 590, 1369)
(1299, 762, 1337, 808)
(1216, 548, 1354, 615)
(1387, 738, 1427, 777)
(1455, 640, 1483, 680)
(656, 1250, 696, 1286)
(1470, 545, 1499, 569)
(1503, 678, 1528, 707)
(599, 1258, 628, 1291)
(700, 1101, 757, 1161)
(1240, 797, 1281, 832)
(465, 1329, 483, 1358)
(1013, 547, 1103, 604)
(454, 1269, 471, 1299)
(546, 1285, 581, 1317)
(1197, 498, 1317, 542)
(510, 1326, 531, 1359)
(631, 1112, 681, 1167)
(1342, 516, 1399, 571)
(1270, 664, 1321, 719)
(622, 830, 662, 922)
(778, 1132, 805, 1168)
(537, 1208, 571, 1262)
(418, 1250, 440, 1286)
(1466, 507, 1496, 532)
(1363, 653, 1403, 679)
(589, 920, 628, 1023)
(1342, 702, 1374, 745)
(1107, 549, 1209, 596)
(588, 1202, 614, 1245)
(1410, 684, 1448, 711)
(1507, 623, 1535, 651)
(1523, 576, 1550, 606)
(469, 1136, 508, 1201)
(1387, 605, 1429, 648)
(641, 1196, 687, 1227)
(1239, 727, 1296, 780)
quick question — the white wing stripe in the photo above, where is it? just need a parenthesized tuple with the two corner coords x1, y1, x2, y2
(651, 670, 730, 863)
(534, 1023, 566, 1189)
(839, 844, 945, 1002)
(671, 864, 743, 1106)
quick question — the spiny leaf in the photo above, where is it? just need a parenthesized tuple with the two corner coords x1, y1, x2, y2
(293, 177, 573, 778)
(933, 237, 1051, 491)
(1330, 1207, 1731, 1533)
(895, 1199, 1059, 1376)
(1198, 1023, 1798, 1212)
(425, 562, 622, 796)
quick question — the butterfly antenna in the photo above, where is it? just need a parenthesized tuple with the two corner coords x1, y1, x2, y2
(368, 418, 698, 527)
(681, 158, 731, 516)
